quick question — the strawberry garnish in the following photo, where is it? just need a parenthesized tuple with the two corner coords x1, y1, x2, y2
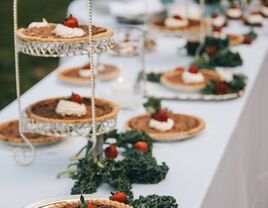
(214, 81, 229, 94)
(213, 27, 222, 33)
(110, 192, 127, 204)
(105, 144, 118, 159)
(64, 14, 79, 28)
(173, 15, 183, 20)
(70, 93, 83, 104)
(188, 66, 199, 74)
(174, 67, 184, 72)
(211, 12, 219, 19)
(83, 63, 91, 69)
(153, 109, 168, 122)
(207, 47, 217, 57)
(243, 36, 252, 45)
(133, 141, 148, 154)
(87, 203, 94, 208)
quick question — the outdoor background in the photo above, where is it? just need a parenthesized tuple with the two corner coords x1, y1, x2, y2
(0, 0, 72, 110)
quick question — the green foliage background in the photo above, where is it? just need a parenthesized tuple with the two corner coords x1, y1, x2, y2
(0, 0, 72, 110)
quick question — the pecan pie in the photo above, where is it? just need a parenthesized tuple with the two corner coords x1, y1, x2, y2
(0, 120, 63, 145)
(26, 97, 119, 124)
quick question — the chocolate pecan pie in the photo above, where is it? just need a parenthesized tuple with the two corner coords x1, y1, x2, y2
(46, 199, 132, 208)
(16, 24, 113, 43)
(0, 120, 63, 145)
(161, 69, 220, 92)
(125, 113, 205, 141)
(26, 97, 119, 124)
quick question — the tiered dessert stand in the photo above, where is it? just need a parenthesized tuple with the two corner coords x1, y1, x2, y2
(13, 0, 115, 166)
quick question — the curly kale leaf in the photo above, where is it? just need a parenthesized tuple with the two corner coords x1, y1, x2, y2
(147, 72, 163, 83)
(229, 74, 246, 92)
(201, 80, 216, 95)
(131, 195, 178, 208)
(209, 49, 243, 67)
(143, 97, 161, 115)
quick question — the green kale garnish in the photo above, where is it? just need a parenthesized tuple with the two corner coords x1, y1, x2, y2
(147, 72, 163, 83)
(131, 195, 178, 208)
(228, 74, 246, 92)
(143, 98, 161, 114)
(209, 49, 243, 67)
(244, 30, 257, 41)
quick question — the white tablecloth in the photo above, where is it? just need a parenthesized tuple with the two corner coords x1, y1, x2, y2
(1, 1, 268, 207)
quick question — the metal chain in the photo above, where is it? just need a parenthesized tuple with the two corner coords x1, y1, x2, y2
(87, 0, 97, 156)
(13, 0, 36, 166)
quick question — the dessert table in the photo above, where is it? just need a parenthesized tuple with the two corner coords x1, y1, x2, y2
(1, 1, 268, 207)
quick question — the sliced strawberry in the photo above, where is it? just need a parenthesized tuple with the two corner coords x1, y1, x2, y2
(83, 63, 91, 69)
(243, 36, 252, 45)
(105, 144, 118, 159)
(173, 15, 183, 20)
(133, 141, 148, 154)
(110, 192, 127, 204)
(214, 81, 229, 94)
(188, 66, 199, 74)
(174, 67, 184, 72)
(70, 93, 83, 104)
(207, 47, 217, 57)
(64, 14, 79, 28)
(87, 203, 94, 208)
(153, 109, 168, 122)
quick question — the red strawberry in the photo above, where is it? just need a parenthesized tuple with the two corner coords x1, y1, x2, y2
(83, 63, 91, 69)
(87, 203, 94, 208)
(214, 81, 229, 94)
(173, 15, 183, 20)
(213, 27, 222, 33)
(174, 67, 184, 72)
(243, 36, 252, 45)
(211, 12, 219, 19)
(153, 109, 168, 122)
(105, 144, 118, 159)
(188, 66, 199, 74)
(111, 192, 127, 204)
(133, 141, 148, 154)
(207, 47, 217, 57)
(64, 14, 79, 28)
(70, 93, 83, 104)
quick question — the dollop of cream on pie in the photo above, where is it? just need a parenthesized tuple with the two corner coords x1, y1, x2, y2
(226, 8, 242, 18)
(28, 18, 49, 28)
(212, 31, 227, 39)
(261, 6, 268, 16)
(182, 71, 205, 84)
(211, 16, 226, 27)
(53, 24, 85, 38)
(56, 100, 86, 116)
(149, 118, 174, 132)
(246, 14, 263, 24)
(79, 69, 91, 78)
(165, 16, 189, 28)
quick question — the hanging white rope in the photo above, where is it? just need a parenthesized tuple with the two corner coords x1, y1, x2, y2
(13, 0, 36, 166)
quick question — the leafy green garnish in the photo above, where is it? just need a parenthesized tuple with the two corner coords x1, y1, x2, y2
(76, 195, 87, 208)
(209, 49, 243, 67)
(131, 195, 178, 208)
(143, 98, 161, 114)
(244, 30, 257, 40)
(229, 74, 246, 92)
(147, 72, 163, 83)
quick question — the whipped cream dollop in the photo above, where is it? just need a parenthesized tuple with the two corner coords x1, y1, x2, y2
(56, 100, 86, 116)
(182, 71, 205, 84)
(149, 118, 174, 132)
(211, 16, 226, 27)
(53, 24, 85, 38)
(79, 69, 91, 78)
(226, 8, 242, 18)
(261, 6, 268, 16)
(165, 16, 189, 28)
(28, 18, 49, 28)
(212, 31, 227, 39)
(217, 69, 234, 82)
(246, 14, 263, 24)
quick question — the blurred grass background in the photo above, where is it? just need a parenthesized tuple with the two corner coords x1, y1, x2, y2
(0, 0, 72, 110)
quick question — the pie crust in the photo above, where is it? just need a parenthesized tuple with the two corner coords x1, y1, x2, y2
(26, 97, 119, 124)
(149, 18, 211, 33)
(227, 34, 245, 45)
(16, 24, 113, 42)
(0, 120, 63, 145)
(160, 69, 220, 92)
(57, 64, 120, 85)
(48, 199, 133, 208)
(125, 113, 205, 141)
